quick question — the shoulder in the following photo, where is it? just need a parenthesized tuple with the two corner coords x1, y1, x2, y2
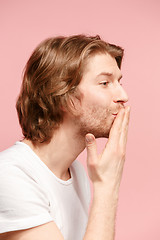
(0, 141, 50, 184)
(0, 142, 51, 213)
(0, 142, 30, 166)
(0, 150, 50, 209)
(0, 141, 50, 199)
(0, 144, 53, 234)
(0, 143, 28, 184)
(0, 142, 39, 184)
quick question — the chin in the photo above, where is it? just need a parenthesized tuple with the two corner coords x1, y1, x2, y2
(95, 133, 109, 139)
(94, 123, 113, 139)
(91, 129, 110, 139)
(78, 121, 111, 139)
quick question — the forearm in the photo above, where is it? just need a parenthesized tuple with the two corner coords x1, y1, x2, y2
(83, 184, 119, 240)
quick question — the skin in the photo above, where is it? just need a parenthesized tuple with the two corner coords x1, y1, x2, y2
(71, 53, 129, 138)
(0, 53, 130, 240)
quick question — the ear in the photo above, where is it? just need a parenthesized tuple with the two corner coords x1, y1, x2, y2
(61, 88, 83, 114)
(67, 93, 82, 116)
(68, 95, 80, 112)
(59, 95, 78, 114)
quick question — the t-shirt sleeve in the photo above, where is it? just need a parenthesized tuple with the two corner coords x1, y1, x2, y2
(0, 163, 53, 234)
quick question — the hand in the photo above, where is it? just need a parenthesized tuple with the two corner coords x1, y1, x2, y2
(85, 106, 131, 191)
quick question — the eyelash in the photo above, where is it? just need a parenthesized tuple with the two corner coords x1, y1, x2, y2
(100, 82, 123, 86)
(101, 82, 109, 86)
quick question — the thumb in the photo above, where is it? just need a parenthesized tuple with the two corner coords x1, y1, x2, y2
(85, 133, 97, 165)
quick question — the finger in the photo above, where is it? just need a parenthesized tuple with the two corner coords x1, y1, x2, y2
(85, 133, 98, 166)
(119, 106, 131, 151)
(107, 108, 125, 147)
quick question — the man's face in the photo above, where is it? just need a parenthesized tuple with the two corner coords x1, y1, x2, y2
(71, 53, 129, 138)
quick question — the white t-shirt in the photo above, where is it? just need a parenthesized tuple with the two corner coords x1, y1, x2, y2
(0, 141, 91, 240)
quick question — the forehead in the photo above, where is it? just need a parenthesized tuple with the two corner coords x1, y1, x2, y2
(82, 53, 121, 81)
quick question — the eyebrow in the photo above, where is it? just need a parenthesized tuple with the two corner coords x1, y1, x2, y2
(96, 72, 123, 80)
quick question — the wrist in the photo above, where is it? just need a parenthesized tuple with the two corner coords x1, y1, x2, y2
(93, 181, 120, 201)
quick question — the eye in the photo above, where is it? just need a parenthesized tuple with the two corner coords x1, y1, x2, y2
(100, 81, 109, 86)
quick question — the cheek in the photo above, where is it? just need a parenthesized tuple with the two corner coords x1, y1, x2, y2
(81, 88, 112, 108)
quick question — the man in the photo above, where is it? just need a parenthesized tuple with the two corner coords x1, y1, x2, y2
(0, 35, 130, 240)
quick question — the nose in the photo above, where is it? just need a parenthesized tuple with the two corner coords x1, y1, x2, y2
(113, 85, 129, 104)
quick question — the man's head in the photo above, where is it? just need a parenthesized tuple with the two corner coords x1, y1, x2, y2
(16, 34, 127, 143)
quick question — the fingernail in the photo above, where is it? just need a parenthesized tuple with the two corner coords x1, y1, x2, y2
(127, 106, 131, 112)
(85, 134, 94, 143)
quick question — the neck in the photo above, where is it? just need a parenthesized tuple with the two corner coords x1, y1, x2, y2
(22, 119, 86, 181)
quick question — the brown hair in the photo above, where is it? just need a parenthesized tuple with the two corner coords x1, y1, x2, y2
(16, 34, 124, 143)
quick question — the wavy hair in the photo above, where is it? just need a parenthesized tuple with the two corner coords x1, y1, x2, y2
(16, 34, 124, 143)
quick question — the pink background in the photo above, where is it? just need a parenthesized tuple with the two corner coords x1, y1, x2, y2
(0, 0, 160, 239)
